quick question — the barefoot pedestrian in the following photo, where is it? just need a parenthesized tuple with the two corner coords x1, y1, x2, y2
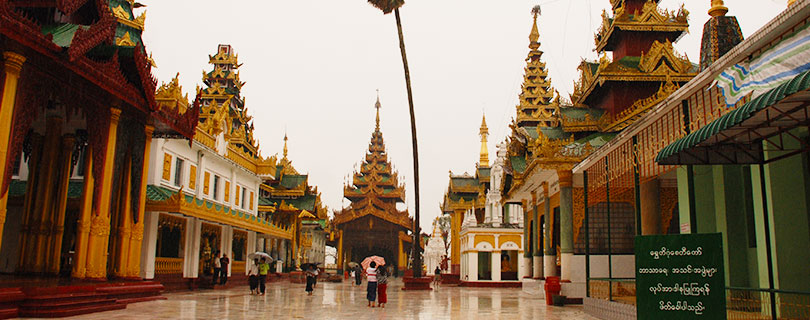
(258, 258, 270, 295)
(305, 264, 317, 296)
(366, 262, 378, 307)
(248, 258, 260, 294)
(376, 265, 388, 308)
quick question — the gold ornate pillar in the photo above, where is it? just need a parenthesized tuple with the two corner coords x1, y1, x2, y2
(73, 145, 93, 278)
(85, 108, 121, 279)
(18, 134, 42, 270)
(336, 229, 343, 270)
(126, 125, 153, 278)
(47, 134, 75, 274)
(0, 52, 26, 250)
(30, 116, 63, 273)
(113, 156, 133, 278)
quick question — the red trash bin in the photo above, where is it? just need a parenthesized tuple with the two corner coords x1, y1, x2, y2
(544, 276, 561, 305)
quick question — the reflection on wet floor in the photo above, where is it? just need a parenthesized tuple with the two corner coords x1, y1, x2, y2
(40, 279, 598, 320)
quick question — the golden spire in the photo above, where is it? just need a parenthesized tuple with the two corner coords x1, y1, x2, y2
(479, 114, 489, 167)
(788, 0, 797, 6)
(529, 5, 541, 50)
(283, 134, 288, 159)
(375, 90, 382, 130)
(708, 0, 728, 17)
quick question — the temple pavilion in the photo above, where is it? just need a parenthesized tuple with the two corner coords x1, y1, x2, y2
(330, 95, 413, 274)
(0, 0, 197, 281)
(497, 1, 698, 298)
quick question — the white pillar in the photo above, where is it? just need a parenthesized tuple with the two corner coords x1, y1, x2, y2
(544, 255, 556, 278)
(185, 217, 201, 278)
(469, 251, 479, 281)
(247, 231, 256, 276)
(518, 251, 526, 279)
(140, 211, 159, 279)
(561, 253, 573, 282)
(533, 256, 543, 279)
(222, 226, 233, 276)
(491, 251, 501, 282)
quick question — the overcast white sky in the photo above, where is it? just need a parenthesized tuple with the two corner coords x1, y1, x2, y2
(142, 0, 786, 232)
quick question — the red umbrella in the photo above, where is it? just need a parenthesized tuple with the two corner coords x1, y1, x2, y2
(361, 256, 386, 271)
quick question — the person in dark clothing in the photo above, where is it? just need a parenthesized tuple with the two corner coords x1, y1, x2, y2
(212, 251, 221, 285)
(354, 264, 363, 286)
(220, 253, 230, 285)
(258, 258, 270, 295)
(305, 264, 317, 295)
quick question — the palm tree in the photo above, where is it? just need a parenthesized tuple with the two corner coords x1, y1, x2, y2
(367, 0, 423, 278)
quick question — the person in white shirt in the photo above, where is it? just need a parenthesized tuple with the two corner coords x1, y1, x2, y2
(366, 262, 378, 307)
(248, 258, 260, 294)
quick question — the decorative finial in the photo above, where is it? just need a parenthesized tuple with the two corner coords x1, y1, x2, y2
(788, 0, 797, 6)
(529, 5, 541, 50)
(708, 0, 728, 17)
(375, 90, 382, 130)
(283, 133, 288, 159)
(479, 114, 490, 167)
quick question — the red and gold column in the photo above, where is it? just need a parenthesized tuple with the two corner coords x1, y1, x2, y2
(30, 116, 63, 273)
(113, 155, 133, 277)
(85, 108, 121, 280)
(126, 125, 153, 278)
(47, 134, 76, 274)
(73, 145, 94, 278)
(0, 52, 25, 250)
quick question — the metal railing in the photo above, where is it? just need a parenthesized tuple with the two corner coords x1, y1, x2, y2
(587, 279, 810, 319)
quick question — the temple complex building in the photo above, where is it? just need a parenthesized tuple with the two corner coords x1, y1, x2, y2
(0, 0, 197, 284)
(330, 95, 414, 274)
(141, 44, 304, 289)
(497, 0, 698, 299)
(455, 116, 525, 285)
(258, 134, 330, 270)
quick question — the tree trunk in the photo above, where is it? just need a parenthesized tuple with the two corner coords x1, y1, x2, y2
(394, 8, 422, 278)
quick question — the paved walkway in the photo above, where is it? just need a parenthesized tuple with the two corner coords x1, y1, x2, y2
(45, 278, 598, 320)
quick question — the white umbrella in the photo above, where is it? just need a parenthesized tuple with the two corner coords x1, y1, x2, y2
(248, 252, 272, 260)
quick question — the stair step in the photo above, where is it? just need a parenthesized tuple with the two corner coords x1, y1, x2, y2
(117, 296, 167, 305)
(24, 291, 107, 301)
(21, 297, 117, 309)
(0, 307, 18, 320)
(19, 301, 125, 318)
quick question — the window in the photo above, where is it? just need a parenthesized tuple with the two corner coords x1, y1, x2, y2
(174, 158, 184, 187)
(241, 188, 247, 209)
(213, 175, 220, 200)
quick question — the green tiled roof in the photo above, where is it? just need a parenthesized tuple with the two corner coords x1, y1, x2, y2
(657, 69, 810, 164)
(146, 185, 177, 201)
(9, 180, 83, 199)
(258, 197, 273, 206)
(280, 174, 307, 189)
(521, 126, 539, 140)
(266, 194, 316, 212)
(510, 156, 527, 174)
(539, 127, 571, 140)
(559, 107, 604, 121)
(451, 177, 478, 187)
(477, 167, 491, 179)
(42, 24, 87, 48)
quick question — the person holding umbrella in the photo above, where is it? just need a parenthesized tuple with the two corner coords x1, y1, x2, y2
(365, 261, 378, 307)
(248, 258, 260, 294)
(248, 252, 272, 295)
(305, 264, 317, 296)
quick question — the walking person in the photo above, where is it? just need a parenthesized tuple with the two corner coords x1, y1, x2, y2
(366, 261, 378, 307)
(220, 253, 230, 285)
(354, 264, 363, 286)
(258, 257, 270, 295)
(376, 265, 388, 308)
(305, 264, 317, 296)
(248, 258, 260, 294)
(433, 266, 442, 288)
(212, 251, 221, 285)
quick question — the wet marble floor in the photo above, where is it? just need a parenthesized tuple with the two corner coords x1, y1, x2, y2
(40, 278, 599, 320)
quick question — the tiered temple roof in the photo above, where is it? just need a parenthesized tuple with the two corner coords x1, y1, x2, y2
(502, 2, 697, 197)
(333, 96, 411, 230)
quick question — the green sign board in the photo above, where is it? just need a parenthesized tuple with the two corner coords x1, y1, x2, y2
(635, 233, 726, 319)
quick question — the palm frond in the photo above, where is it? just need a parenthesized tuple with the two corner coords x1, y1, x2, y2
(367, 0, 405, 14)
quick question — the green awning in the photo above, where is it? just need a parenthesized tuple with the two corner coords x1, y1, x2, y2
(656, 69, 810, 165)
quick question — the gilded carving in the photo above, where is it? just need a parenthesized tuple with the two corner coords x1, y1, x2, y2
(89, 214, 110, 236)
(162, 153, 172, 180)
(203, 171, 210, 195)
(189, 165, 197, 190)
(224, 181, 230, 202)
